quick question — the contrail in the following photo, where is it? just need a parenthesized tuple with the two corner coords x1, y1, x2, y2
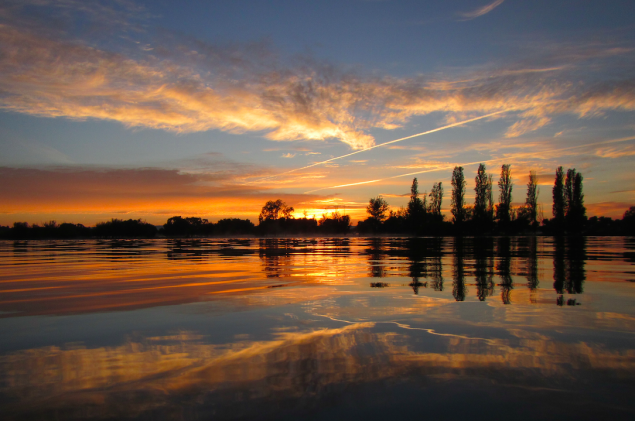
(304, 162, 481, 194)
(253, 110, 509, 182)
(304, 135, 635, 194)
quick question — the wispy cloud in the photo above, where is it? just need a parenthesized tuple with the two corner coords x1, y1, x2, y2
(303, 135, 635, 194)
(459, 0, 506, 20)
(380, 193, 409, 198)
(281, 153, 296, 158)
(0, 0, 634, 153)
(594, 144, 635, 158)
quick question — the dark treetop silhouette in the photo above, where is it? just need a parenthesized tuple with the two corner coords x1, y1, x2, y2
(1, 166, 633, 239)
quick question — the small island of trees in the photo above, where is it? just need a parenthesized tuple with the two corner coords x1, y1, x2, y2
(1, 164, 634, 239)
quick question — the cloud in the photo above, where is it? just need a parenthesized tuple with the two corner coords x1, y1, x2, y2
(0, 0, 634, 153)
(380, 193, 409, 198)
(459, 0, 505, 20)
(594, 144, 635, 158)
(281, 153, 296, 158)
(585, 202, 634, 218)
(0, 165, 319, 224)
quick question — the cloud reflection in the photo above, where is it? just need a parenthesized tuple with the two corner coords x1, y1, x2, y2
(1, 322, 633, 420)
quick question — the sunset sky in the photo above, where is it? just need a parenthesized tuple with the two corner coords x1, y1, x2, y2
(1, 0, 634, 225)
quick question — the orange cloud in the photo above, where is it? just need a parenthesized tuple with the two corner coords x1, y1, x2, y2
(1, 2, 634, 152)
(585, 202, 633, 219)
(0, 166, 319, 225)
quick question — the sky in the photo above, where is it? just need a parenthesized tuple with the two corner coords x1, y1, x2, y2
(0, 0, 634, 226)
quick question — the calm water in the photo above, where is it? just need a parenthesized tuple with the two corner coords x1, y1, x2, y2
(1, 237, 634, 420)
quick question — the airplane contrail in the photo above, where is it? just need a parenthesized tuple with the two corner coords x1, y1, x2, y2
(304, 135, 635, 194)
(253, 110, 509, 182)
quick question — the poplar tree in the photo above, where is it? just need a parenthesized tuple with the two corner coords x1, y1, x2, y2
(496, 164, 513, 225)
(486, 174, 494, 222)
(565, 168, 574, 215)
(552, 166, 565, 225)
(474, 164, 490, 223)
(428, 182, 444, 218)
(451, 167, 466, 225)
(565, 169, 586, 231)
(525, 170, 539, 225)
(407, 178, 426, 226)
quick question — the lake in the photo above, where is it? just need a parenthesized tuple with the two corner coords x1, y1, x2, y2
(1, 237, 634, 420)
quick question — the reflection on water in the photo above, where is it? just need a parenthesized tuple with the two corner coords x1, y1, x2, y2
(1, 237, 635, 420)
(3, 236, 618, 315)
(2, 323, 634, 420)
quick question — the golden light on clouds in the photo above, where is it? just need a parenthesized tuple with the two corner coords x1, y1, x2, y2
(0, 0, 633, 224)
(1, 11, 634, 153)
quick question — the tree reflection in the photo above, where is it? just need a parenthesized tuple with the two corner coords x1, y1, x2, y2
(367, 238, 387, 278)
(553, 237, 586, 296)
(496, 237, 513, 304)
(452, 238, 466, 301)
(566, 237, 586, 294)
(259, 238, 293, 278)
(408, 256, 427, 294)
(553, 236, 566, 294)
(429, 238, 444, 292)
(404, 238, 428, 294)
(473, 237, 495, 301)
(524, 236, 539, 303)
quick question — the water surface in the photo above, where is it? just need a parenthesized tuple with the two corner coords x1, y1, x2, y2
(1, 237, 634, 420)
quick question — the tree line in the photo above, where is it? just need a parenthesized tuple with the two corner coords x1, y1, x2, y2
(1, 164, 634, 238)
(0, 217, 256, 239)
(357, 164, 633, 236)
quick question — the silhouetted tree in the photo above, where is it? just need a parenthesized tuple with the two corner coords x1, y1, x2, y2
(259, 199, 294, 223)
(428, 182, 444, 219)
(318, 211, 351, 234)
(473, 163, 494, 228)
(215, 218, 255, 235)
(384, 207, 408, 233)
(517, 170, 539, 229)
(95, 218, 157, 238)
(565, 169, 586, 232)
(407, 178, 426, 230)
(163, 216, 212, 237)
(366, 196, 389, 223)
(496, 164, 513, 227)
(525, 170, 539, 226)
(552, 166, 566, 227)
(11, 222, 30, 239)
(474, 164, 488, 221)
(623, 206, 635, 235)
(486, 174, 494, 222)
(58, 223, 90, 238)
(451, 167, 466, 226)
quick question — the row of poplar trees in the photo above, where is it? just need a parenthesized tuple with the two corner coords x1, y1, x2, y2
(405, 164, 585, 234)
(448, 164, 540, 231)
